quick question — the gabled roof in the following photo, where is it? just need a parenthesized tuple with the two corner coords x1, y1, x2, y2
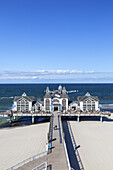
(69, 101, 78, 106)
(61, 92, 68, 98)
(77, 92, 98, 102)
(44, 92, 51, 98)
(14, 96, 34, 102)
(35, 101, 44, 106)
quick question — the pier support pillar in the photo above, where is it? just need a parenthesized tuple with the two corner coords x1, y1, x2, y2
(77, 116, 80, 122)
(32, 116, 35, 124)
(100, 116, 103, 122)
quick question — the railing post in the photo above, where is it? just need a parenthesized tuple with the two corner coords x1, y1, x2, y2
(32, 116, 35, 124)
(100, 116, 103, 122)
(77, 116, 80, 122)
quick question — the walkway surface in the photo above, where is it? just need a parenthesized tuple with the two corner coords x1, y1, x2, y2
(47, 112, 68, 170)
(17, 156, 47, 170)
(16, 113, 69, 170)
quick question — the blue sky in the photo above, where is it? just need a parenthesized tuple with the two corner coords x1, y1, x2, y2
(0, 0, 113, 83)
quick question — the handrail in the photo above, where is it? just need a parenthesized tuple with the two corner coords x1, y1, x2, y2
(48, 114, 53, 143)
(6, 151, 47, 170)
(60, 116, 72, 170)
(67, 121, 85, 170)
(64, 140, 71, 170)
(47, 114, 53, 153)
(32, 162, 47, 170)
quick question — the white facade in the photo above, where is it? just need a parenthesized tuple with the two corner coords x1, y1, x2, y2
(44, 98, 52, 112)
(79, 102, 83, 111)
(34, 102, 44, 112)
(78, 93, 99, 111)
(12, 90, 99, 113)
(13, 93, 33, 112)
(44, 86, 68, 112)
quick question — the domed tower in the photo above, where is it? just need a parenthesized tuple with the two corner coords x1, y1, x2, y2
(46, 86, 50, 93)
(58, 85, 62, 91)
(44, 86, 51, 112)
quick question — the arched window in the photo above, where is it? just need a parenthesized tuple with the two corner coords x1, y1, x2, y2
(62, 99, 66, 111)
(17, 98, 29, 112)
(46, 99, 50, 111)
(53, 99, 59, 104)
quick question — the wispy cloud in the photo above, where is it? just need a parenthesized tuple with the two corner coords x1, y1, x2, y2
(3, 69, 95, 77)
(0, 70, 113, 83)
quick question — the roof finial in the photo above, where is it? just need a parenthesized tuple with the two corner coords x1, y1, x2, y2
(85, 92, 90, 96)
(46, 86, 50, 93)
(22, 92, 27, 96)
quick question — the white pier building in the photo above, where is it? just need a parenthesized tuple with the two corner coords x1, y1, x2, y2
(12, 85, 99, 113)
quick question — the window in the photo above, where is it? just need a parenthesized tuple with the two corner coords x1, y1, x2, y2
(17, 98, 29, 112)
(62, 99, 66, 110)
(46, 99, 50, 111)
(83, 99, 96, 111)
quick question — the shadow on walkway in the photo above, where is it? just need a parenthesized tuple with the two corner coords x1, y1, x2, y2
(62, 120, 82, 170)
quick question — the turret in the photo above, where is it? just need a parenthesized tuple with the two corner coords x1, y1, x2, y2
(46, 87, 50, 93)
(62, 87, 66, 93)
(58, 85, 62, 91)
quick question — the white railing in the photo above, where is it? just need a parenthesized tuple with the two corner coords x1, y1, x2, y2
(6, 151, 47, 170)
(64, 140, 71, 170)
(32, 162, 47, 170)
(70, 168, 75, 170)
(67, 121, 84, 170)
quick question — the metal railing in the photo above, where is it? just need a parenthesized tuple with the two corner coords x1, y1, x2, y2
(32, 162, 47, 170)
(47, 114, 53, 154)
(67, 121, 85, 170)
(6, 151, 47, 170)
(64, 139, 71, 170)
(48, 114, 53, 143)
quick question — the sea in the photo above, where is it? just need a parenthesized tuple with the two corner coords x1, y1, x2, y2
(0, 83, 113, 112)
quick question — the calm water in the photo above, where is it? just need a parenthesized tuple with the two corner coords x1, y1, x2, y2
(0, 83, 113, 112)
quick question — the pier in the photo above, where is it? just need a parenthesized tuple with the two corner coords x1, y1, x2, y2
(5, 110, 113, 170)
(47, 112, 69, 170)
(3, 110, 111, 124)
(8, 112, 70, 170)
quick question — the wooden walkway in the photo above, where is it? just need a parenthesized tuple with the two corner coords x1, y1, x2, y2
(16, 113, 69, 170)
(47, 112, 68, 170)
(16, 156, 47, 170)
